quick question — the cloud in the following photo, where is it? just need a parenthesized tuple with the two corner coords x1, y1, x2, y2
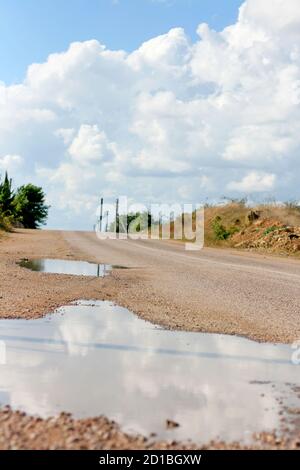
(0, 0, 300, 228)
(227, 171, 276, 192)
(239, 0, 300, 32)
(68, 125, 116, 165)
(0, 154, 23, 173)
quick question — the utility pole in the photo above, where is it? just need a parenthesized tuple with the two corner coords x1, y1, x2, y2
(115, 198, 120, 236)
(159, 213, 163, 239)
(105, 211, 109, 232)
(99, 197, 104, 232)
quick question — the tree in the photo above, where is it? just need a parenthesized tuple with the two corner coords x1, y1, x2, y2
(14, 184, 49, 229)
(111, 212, 153, 234)
(0, 172, 14, 216)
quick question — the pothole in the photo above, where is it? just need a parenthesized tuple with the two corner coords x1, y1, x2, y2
(18, 258, 113, 277)
(0, 300, 298, 444)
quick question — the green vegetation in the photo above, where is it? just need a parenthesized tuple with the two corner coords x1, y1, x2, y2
(203, 201, 249, 246)
(0, 173, 14, 217)
(211, 216, 240, 241)
(111, 212, 154, 234)
(263, 225, 278, 236)
(0, 172, 49, 231)
(161, 199, 300, 255)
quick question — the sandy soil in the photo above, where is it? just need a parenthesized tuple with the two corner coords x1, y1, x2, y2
(1, 228, 300, 450)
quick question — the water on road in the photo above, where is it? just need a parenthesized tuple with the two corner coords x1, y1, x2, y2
(19, 258, 112, 277)
(0, 301, 298, 443)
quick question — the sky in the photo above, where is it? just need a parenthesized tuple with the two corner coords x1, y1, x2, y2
(0, 0, 243, 84)
(0, 0, 300, 229)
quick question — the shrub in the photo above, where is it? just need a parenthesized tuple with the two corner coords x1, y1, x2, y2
(0, 214, 13, 232)
(211, 216, 240, 241)
(263, 226, 278, 236)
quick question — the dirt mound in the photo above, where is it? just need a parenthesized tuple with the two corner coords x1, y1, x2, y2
(203, 202, 300, 255)
(231, 218, 300, 254)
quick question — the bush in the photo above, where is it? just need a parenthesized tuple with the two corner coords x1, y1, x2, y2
(212, 216, 239, 241)
(263, 226, 278, 236)
(0, 214, 12, 231)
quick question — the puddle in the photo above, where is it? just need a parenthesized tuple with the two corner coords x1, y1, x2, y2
(0, 301, 298, 444)
(18, 259, 112, 277)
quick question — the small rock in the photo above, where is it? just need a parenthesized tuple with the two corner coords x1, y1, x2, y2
(166, 420, 180, 430)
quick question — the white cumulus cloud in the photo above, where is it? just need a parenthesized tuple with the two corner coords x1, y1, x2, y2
(227, 171, 276, 192)
(68, 125, 116, 165)
(0, 0, 299, 228)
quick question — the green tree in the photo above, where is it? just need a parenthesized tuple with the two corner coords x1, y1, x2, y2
(126, 212, 153, 234)
(0, 172, 14, 216)
(14, 184, 49, 229)
(110, 211, 153, 233)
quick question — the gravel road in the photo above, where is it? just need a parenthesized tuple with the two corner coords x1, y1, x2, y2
(1, 228, 300, 342)
(1, 229, 300, 449)
(63, 231, 300, 344)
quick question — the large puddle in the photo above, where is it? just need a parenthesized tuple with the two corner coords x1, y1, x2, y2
(19, 259, 112, 277)
(0, 301, 298, 444)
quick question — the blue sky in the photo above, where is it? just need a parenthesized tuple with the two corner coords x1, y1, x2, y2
(0, 0, 243, 84)
(1, 0, 299, 230)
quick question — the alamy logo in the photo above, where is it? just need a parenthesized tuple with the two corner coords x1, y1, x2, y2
(95, 197, 204, 251)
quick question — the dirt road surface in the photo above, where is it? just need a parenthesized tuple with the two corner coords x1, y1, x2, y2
(63, 230, 300, 344)
(1, 229, 300, 343)
(1, 229, 300, 449)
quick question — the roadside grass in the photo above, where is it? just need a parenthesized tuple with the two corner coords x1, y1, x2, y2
(204, 202, 249, 247)
(164, 201, 300, 255)
(256, 202, 300, 227)
(263, 225, 278, 236)
(0, 214, 12, 233)
(0, 214, 16, 244)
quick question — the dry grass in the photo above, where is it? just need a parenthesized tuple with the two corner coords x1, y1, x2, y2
(166, 202, 300, 255)
(0, 214, 13, 232)
(256, 203, 300, 227)
(204, 202, 300, 246)
(204, 203, 250, 246)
